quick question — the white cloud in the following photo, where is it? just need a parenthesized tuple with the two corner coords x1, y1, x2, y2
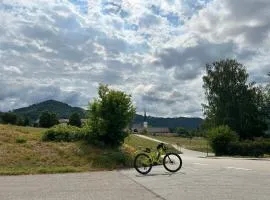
(0, 0, 269, 118)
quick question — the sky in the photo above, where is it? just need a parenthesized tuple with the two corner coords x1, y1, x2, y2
(0, 0, 270, 117)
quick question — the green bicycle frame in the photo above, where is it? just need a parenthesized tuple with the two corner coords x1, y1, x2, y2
(139, 146, 166, 164)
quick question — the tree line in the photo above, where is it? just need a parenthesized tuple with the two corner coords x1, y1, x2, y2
(202, 59, 270, 156)
(0, 111, 82, 128)
(202, 59, 270, 139)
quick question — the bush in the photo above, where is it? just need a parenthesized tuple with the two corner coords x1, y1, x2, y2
(227, 140, 270, 157)
(23, 117, 30, 126)
(175, 127, 189, 136)
(39, 111, 59, 128)
(86, 84, 135, 147)
(16, 117, 24, 126)
(15, 137, 27, 144)
(1, 112, 17, 124)
(68, 113, 82, 127)
(207, 125, 238, 156)
(42, 124, 85, 142)
(141, 128, 148, 135)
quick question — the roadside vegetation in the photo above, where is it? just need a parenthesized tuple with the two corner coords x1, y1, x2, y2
(202, 60, 270, 157)
(0, 84, 138, 175)
(0, 125, 166, 175)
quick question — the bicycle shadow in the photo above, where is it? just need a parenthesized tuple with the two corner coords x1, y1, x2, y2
(136, 171, 186, 177)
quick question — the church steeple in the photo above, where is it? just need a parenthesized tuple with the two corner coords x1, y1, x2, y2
(144, 110, 147, 122)
(143, 109, 148, 128)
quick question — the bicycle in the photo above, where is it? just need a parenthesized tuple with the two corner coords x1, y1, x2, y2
(133, 143, 182, 175)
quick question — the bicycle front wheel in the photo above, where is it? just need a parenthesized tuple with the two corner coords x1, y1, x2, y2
(134, 153, 152, 175)
(163, 153, 182, 172)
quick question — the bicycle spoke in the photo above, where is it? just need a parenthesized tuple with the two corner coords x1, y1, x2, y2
(163, 153, 182, 172)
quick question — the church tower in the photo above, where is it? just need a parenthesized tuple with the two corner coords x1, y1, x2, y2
(143, 110, 148, 129)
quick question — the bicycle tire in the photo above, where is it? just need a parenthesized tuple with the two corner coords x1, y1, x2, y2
(163, 153, 182, 173)
(134, 153, 152, 175)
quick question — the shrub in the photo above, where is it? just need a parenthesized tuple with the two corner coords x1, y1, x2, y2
(1, 112, 17, 124)
(42, 124, 85, 142)
(227, 140, 270, 157)
(141, 128, 148, 135)
(207, 125, 238, 156)
(15, 137, 27, 144)
(16, 117, 24, 126)
(86, 84, 135, 147)
(39, 111, 59, 128)
(68, 113, 82, 127)
(23, 117, 30, 126)
(175, 127, 189, 136)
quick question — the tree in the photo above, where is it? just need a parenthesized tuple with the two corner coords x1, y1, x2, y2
(39, 111, 59, 128)
(23, 117, 30, 126)
(175, 127, 189, 136)
(264, 74, 270, 134)
(87, 84, 136, 147)
(16, 117, 24, 126)
(207, 125, 238, 156)
(202, 59, 268, 139)
(0, 112, 3, 123)
(1, 112, 17, 124)
(68, 112, 82, 127)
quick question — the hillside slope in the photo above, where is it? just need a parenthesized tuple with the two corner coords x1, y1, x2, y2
(13, 100, 86, 120)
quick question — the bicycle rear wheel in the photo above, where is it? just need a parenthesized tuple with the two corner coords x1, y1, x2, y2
(134, 153, 152, 175)
(163, 153, 182, 172)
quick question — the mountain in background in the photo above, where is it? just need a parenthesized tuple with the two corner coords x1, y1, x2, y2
(133, 114, 203, 130)
(12, 100, 203, 129)
(13, 100, 86, 120)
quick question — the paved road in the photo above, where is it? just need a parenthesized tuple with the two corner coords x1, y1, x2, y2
(1, 136, 270, 200)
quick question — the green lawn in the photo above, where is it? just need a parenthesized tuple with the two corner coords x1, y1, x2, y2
(148, 135, 212, 153)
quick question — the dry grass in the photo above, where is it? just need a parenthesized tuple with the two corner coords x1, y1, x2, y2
(0, 125, 134, 175)
(124, 134, 181, 154)
(148, 135, 212, 153)
(0, 125, 163, 175)
(0, 125, 97, 174)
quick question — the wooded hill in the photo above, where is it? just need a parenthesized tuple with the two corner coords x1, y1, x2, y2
(13, 100, 86, 120)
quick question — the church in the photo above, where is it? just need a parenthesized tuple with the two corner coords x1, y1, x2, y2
(131, 111, 170, 135)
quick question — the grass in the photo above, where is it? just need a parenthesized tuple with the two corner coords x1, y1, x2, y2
(0, 125, 171, 175)
(148, 135, 212, 153)
(124, 134, 181, 154)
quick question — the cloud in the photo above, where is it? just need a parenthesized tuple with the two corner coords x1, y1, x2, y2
(188, 0, 270, 48)
(0, 78, 89, 111)
(0, 0, 270, 118)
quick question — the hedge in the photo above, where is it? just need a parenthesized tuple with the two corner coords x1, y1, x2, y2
(42, 124, 85, 142)
(227, 140, 270, 157)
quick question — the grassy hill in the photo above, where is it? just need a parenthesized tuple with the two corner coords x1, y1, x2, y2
(0, 124, 174, 175)
(13, 100, 86, 121)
